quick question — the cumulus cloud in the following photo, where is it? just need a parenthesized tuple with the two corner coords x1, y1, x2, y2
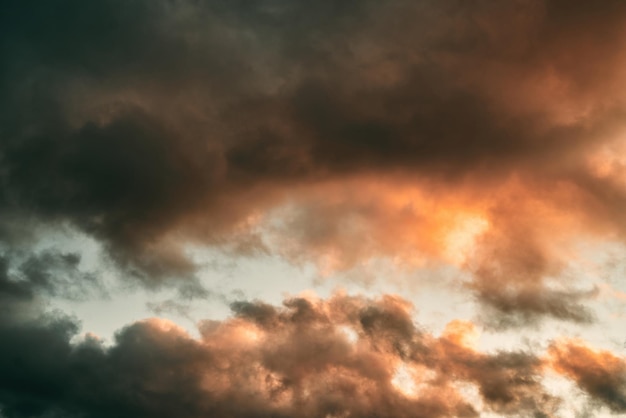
(0, 293, 567, 418)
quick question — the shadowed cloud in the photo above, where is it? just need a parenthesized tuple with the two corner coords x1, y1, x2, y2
(2, 0, 626, 323)
(0, 293, 567, 418)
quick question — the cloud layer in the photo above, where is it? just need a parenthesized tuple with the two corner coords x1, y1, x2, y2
(2, 2, 626, 416)
(1, 292, 624, 417)
(2, 0, 626, 324)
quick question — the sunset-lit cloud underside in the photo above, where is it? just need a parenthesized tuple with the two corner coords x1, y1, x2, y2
(1, 0, 626, 417)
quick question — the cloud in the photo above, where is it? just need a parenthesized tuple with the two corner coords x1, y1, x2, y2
(548, 339, 626, 413)
(0, 293, 565, 418)
(2, 0, 626, 321)
(0, 249, 101, 305)
(3, 3, 626, 416)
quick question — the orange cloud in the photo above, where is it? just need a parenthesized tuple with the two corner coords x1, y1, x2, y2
(548, 339, 626, 413)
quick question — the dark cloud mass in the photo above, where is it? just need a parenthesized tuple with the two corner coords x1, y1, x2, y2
(1, 1, 626, 415)
(1, 0, 624, 321)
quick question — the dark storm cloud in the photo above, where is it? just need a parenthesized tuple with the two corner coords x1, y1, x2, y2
(0, 293, 567, 418)
(2, 0, 626, 322)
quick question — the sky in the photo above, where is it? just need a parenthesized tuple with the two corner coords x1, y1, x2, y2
(1, 1, 626, 417)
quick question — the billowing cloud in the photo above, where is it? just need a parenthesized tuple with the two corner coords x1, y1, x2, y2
(3, 3, 626, 416)
(0, 292, 569, 418)
(1, 2, 626, 395)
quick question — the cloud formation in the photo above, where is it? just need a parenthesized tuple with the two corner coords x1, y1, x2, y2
(0, 292, 569, 418)
(549, 339, 626, 413)
(3, 3, 626, 416)
(1, 1, 626, 388)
